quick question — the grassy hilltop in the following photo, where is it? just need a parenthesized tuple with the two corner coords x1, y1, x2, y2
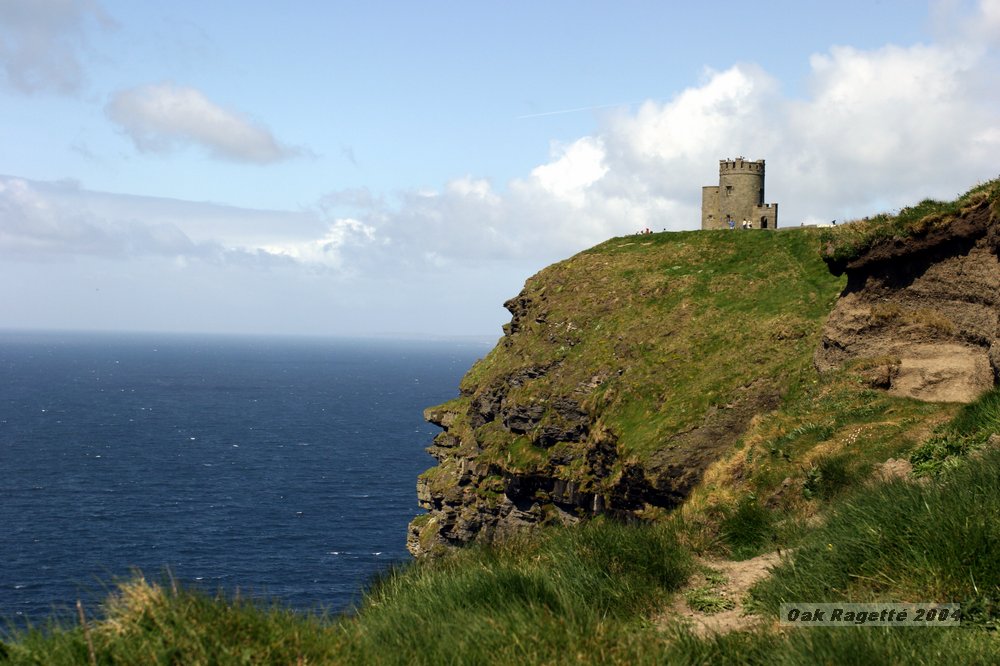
(460, 226, 839, 462)
(3, 180, 1000, 664)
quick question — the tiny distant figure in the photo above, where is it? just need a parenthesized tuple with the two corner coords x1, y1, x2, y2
(728, 218, 735, 230)
(741, 220, 747, 230)
(747, 219, 753, 229)
(832, 220, 837, 225)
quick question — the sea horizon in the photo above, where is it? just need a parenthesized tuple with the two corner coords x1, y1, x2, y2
(0, 330, 485, 625)
(0, 326, 500, 347)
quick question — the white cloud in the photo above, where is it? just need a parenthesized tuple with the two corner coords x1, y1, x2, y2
(0, 0, 113, 94)
(797, 43, 978, 160)
(106, 83, 301, 163)
(609, 65, 778, 167)
(446, 176, 499, 202)
(530, 137, 608, 206)
(313, 0, 1000, 263)
(260, 217, 379, 270)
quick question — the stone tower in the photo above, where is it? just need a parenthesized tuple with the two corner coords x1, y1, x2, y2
(701, 158, 778, 229)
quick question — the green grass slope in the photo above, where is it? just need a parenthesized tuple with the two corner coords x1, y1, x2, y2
(459, 226, 843, 462)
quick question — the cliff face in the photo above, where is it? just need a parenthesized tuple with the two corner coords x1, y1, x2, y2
(816, 197, 1000, 402)
(408, 230, 845, 556)
(407, 181, 1000, 558)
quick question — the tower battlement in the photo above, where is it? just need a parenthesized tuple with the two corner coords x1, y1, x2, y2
(701, 157, 778, 229)
(719, 158, 765, 174)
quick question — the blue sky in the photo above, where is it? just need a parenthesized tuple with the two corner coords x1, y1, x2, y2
(2, 1, 999, 337)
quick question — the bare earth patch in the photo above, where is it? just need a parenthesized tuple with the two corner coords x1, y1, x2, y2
(661, 551, 782, 636)
(816, 217, 1000, 404)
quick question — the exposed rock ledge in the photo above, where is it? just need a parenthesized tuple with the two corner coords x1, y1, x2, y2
(407, 373, 779, 557)
(816, 198, 1000, 402)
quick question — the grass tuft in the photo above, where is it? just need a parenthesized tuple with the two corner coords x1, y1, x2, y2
(910, 386, 1000, 476)
(802, 453, 857, 500)
(685, 586, 736, 614)
(719, 495, 776, 560)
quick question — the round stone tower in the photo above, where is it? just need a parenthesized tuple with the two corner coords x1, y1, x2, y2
(717, 158, 765, 225)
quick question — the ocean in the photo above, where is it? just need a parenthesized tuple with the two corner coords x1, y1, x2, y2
(0, 331, 486, 625)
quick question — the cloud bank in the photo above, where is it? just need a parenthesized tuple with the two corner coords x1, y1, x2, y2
(106, 83, 301, 163)
(0, 177, 307, 268)
(0, 178, 194, 258)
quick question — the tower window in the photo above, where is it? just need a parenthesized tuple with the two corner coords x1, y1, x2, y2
(725, 185, 733, 196)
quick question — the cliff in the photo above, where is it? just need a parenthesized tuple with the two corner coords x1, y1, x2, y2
(409, 180, 1000, 556)
(407, 229, 845, 555)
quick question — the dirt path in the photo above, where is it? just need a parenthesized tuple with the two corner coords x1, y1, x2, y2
(661, 550, 783, 636)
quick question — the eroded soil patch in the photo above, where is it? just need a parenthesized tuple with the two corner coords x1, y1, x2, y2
(661, 550, 782, 636)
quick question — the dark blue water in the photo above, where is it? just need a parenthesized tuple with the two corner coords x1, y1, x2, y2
(0, 331, 485, 625)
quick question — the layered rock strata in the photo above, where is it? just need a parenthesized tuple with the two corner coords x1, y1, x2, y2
(816, 198, 1000, 402)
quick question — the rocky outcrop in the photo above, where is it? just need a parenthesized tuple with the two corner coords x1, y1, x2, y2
(407, 342, 649, 556)
(407, 364, 779, 557)
(816, 198, 1000, 402)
